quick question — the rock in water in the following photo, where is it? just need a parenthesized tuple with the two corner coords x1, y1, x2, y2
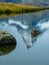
(0, 45, 16, 56)
(0, 31, 16, 45)
(31, 29, 41, 37)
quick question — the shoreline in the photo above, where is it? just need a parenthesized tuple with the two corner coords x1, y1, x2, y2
(0, 2, 49, 18)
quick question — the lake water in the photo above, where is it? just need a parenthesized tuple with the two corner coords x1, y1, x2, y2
(0, 10, 49, 65)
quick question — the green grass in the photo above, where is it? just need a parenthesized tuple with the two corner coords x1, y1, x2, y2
(0, 2, 49, 18)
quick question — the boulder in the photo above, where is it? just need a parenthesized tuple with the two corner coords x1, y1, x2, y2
(0, 45, 16, 56)
(0, 31, 16, 45)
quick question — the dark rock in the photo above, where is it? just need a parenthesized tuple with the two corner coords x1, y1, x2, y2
(0, 45, 16, 56)
(0, 31, 16, 56)
(0, 31, 16, 45)
(31, 29, 41, 37)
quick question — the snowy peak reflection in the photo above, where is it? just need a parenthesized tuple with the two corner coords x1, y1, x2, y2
(8, 19, 34, 49)
(8, 19, 29, 29)
(7, 19, 42, 49)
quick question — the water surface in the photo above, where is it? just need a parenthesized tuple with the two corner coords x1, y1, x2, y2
(0, 10, 49, 65)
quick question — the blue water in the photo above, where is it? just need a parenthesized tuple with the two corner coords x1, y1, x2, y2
(0, 10, 49, 65)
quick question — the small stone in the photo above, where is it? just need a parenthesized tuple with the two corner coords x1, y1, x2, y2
(31, 29, 41, 37)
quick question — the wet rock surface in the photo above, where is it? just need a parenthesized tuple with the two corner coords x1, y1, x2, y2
(0, 31, 16, 45)
(0, 45, 16, 56)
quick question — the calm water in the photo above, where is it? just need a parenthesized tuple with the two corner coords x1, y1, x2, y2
(0, 10, 49, 65)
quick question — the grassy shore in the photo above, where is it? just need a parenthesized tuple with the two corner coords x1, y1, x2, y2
(0, 2, 49, 18)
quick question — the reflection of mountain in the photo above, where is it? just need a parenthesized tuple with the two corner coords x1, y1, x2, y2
(0, 10, 49, 49)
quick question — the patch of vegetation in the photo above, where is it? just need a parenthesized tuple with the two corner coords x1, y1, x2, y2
(0, 3, 49, 16)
